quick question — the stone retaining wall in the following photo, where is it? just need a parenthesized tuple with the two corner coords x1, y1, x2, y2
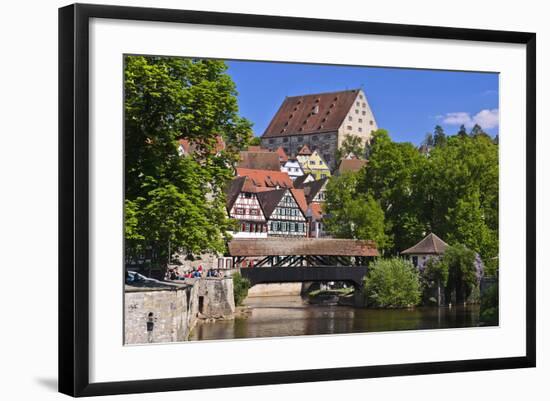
(124, 277, 234, 345)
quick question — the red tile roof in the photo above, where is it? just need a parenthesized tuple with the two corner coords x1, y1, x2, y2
(290, 188, 308, 215)
(337, 158, 368, 174)
(262, 89, 361, 138)
(247, 145, 269, 152)
(238, 151, 281, 171)
(236, 168, 293, 189)
(177, 135, 226, 155)
(308, 202, 323, 221)
(276, 146, 289, 163)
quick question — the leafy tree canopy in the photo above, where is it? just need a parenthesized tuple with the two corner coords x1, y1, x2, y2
(124, 56, 252, 268)
(323, 172, 389, 249)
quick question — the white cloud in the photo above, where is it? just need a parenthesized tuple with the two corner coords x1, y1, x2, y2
(442, 112, 472, 126)
(439, 109, 499, 130)
(472, 109, 499, 129)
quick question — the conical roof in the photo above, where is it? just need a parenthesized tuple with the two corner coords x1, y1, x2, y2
(401, 233, 448, 255)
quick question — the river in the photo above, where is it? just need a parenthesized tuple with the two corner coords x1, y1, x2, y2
(188, 295, 483, 341)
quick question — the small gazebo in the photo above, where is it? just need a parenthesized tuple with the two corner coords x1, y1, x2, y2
(401, 233, 448, 269)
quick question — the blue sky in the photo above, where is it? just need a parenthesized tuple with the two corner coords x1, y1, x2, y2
(226, 60, 499, 145)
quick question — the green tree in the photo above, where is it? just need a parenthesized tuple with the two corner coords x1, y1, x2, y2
(422, 132, 434, 147)
(124, 56, 252, 270)
(335, 134, 366, 161)
(439, 244, 478, 303)
(232, 272, 250, 306)
(470, 123, 488, 138)
(364, 258, 421, 307)
(433, 125, 447, 147)
(324, 172, 389, 249)
(457, 124, 468, 137)
(249, 136, 262, 146)
(360, 129, 427, 254)
(419, 134, 498, 265)
(480, 283, 499, 324)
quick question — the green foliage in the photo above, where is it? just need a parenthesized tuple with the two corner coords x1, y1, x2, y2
(232, 273, 250, 306)
(421, 256, 448, 287)
(480, 283, 499, 324)
(335, 134, 366, 161)
(249, 136, 262, 146)
(360, 129, 427, 253)
(364, 258, 422, 308)
(433, 125, 447, 147)
(324, 172, 389, 249)
(420, 134, 499, 263)
(439, 244, 478, 302)
(124, 56, 252, 268)
(326, 129, 498, 267)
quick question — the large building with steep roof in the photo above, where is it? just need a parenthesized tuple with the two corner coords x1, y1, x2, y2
(260, 89, 378, 169)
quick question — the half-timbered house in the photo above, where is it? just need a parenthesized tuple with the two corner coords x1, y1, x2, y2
(225, 176, 269, 238)
(257, 188, 308, 237)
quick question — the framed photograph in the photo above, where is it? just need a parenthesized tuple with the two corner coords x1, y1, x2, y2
(59, 3, 536, 397)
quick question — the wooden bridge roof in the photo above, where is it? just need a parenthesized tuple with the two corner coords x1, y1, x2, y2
(228, 238, 378, 257)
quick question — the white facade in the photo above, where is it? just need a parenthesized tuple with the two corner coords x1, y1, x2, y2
(266, 190, 307, 237)
(281, 159, 304, 181)
(337, 89, 378, 149)
(228, 192, 268, 239)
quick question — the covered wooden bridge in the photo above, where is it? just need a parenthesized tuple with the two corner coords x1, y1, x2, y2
(228, 238, 378, 287)
(228, 238, 379, 268)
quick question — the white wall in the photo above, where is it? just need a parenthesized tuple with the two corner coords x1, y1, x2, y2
(0, 0, 547, 399)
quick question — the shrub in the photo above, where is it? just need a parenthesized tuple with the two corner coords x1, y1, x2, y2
(232, 272, 250, 306)
(364, 258, 421, 308)
(480, 283, 499, 324)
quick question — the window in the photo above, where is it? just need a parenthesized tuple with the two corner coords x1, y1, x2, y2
(269, 139, 275, 144)
(297, 136, 303, 142)
(356, 101, 360, 106)
(362, 102, 367, 108)
(355, 109, 359, 114)
(358, 118, 363, 123)
(283, 137, 289, 143)
(310, 160, 316, 165)
(348, 116, 352, 121)
(244, 193, 252, 199)
(235, 208, 244, 214)
(358, 127, 363, 132)
(282, 222, 287, 231)
(362, 110, 366, 116)
(312, 135, 318, 141)
(359, 94, 363, 99)
(347, 125, 352, 130)
(370, 120, 374, 125)
(249, 209, 258, 215)
(244, 223, 250, 232)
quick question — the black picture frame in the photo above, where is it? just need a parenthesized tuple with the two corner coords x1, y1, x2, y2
(59, 3, 536, 397)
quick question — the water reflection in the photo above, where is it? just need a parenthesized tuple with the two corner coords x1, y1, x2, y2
(189, 296, 485, 341)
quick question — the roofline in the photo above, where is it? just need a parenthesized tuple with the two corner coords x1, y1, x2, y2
(282, 88, 362, 100)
